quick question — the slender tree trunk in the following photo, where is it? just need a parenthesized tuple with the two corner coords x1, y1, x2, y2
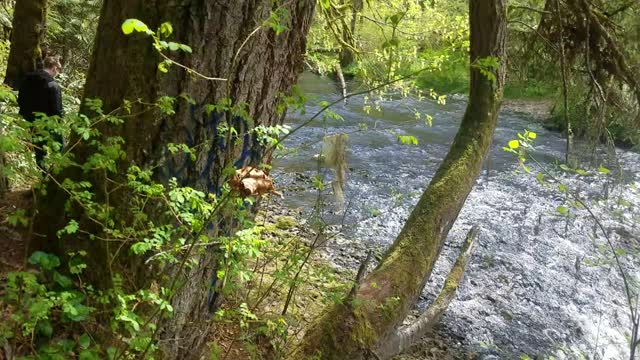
(4, 0, 47, 88)
(293, 0, 507, 358)
(555, 0, 575, 167)
(33, 1, 315, 359)
(339, 0, 362, 67)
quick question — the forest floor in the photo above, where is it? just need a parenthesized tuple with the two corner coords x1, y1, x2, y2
(0, 190, 30, 276)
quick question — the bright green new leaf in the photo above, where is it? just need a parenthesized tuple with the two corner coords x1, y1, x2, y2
(121, 19, 136, 34)
(64, 219, 79, 234)
(508, 140, 519, 149)
(527, 132, 537, 139)
(598, 166, 610, 174)
(159, 22, 173, 38)
(397, 135, 419, 146)
(121, 19, 149, 35)
(167, 42, 180, 51)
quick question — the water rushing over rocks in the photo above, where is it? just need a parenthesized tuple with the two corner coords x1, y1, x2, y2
(273, 73, 640, 359)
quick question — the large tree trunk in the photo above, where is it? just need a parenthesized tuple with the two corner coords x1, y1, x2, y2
(293, 0, 507, 358)
(1, 0, 47, 197)
(33, 1, 315, 359)
(4, 0, 47, 88)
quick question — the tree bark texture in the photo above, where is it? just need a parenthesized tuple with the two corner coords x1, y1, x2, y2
(293, 0, 506, 358)
(33, 1, 315, 359)
(2, 0, 47, 196)
(4, 0, 47, 88)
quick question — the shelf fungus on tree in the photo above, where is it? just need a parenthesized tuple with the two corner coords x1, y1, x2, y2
(230, 166, 283, 198)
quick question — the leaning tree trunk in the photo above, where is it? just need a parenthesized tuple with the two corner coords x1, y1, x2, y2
(293, 0, 506, 358)
(4, 0, 47, 88)
(33, 1, 315, 359)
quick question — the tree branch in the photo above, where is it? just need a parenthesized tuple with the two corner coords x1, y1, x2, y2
(376, 226, 479, 359)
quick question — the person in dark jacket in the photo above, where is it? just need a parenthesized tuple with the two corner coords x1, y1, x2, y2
(17, 56, 64, 168)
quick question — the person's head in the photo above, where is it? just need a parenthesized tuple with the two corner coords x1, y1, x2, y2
(43, 56, 62, 77)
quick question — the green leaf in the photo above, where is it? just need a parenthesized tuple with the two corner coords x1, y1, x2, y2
(64, 303, 94, 322)
(54, 271, 73, 288)
(69, 256, 87, 275)
(122, 19, 148, 35)
(64, 219, 79, 234)
(79, 333, 91, 349)
(179, 44, 192, 53)
(79, 349, 100, 360)
(28, 251, 61, 270)
(158, 60, 171, 73)
(556, 206, 569, 216)
(397, 135, 419, 146)
(134, 20, 149, 33)
(508, 140, 519, 149)
(575, 169, 589, 176)
(118, 313, 141, 331)
(598, 166, 610, 174)
(167, 42, 180, 51)
(388, 12, 405, 26)
(159, 22, 173, 38)
(121, 19, 136, 34)
(527, 132, 537, 139)
(536, 172, 544, 184)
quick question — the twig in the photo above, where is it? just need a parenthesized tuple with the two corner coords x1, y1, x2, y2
(348, 250, 373, 299)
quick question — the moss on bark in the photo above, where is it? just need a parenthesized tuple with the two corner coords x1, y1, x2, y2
(4, 0, 47, 88)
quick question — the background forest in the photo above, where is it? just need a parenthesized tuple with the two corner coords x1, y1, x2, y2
(0, 0, 639, 359)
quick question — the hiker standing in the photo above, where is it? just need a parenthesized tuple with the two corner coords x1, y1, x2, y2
(17, 56, 64, 167)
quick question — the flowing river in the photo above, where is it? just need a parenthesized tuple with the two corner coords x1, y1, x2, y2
(273, 73, 640, 359)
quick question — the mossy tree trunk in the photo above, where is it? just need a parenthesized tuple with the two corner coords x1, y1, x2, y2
(33, 1, 315, 359)
(293, 0, 507, 358)
(4, 0, 47, 88)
